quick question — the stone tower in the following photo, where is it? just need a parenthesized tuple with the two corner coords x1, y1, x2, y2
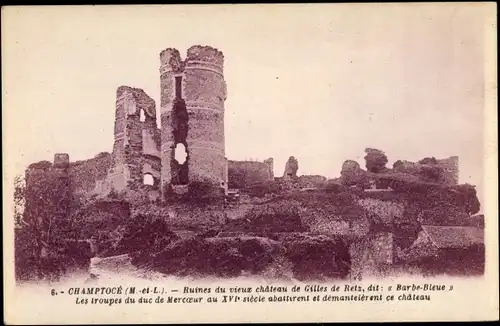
(159, 45, 228, 196)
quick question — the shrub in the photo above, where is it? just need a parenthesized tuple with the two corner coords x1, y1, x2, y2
(28, 160, 52, 169)
(283, 234, 351, 280)
(364, 148, 389, 173)
(245, 181, 281, 198)
(150, 236, 284, 278)
(116, 214, 178, 263)
(187, 180, 223, 203)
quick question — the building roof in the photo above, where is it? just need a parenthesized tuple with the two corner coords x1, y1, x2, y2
(422, 225, 484, 249)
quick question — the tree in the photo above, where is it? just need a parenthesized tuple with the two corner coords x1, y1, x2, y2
(364, 148, 389, 173)
(14, 170, 71, 280)
(13, 175, 25, 228)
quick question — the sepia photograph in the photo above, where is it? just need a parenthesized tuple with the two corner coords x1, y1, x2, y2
(3, 3, 498, 324)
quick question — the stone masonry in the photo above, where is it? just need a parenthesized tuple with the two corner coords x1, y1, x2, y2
(160, 46, 228, 196)
(106, 86, 161, 192)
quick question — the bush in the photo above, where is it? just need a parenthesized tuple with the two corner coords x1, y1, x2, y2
(364, 148, 389, 173)
(150, 236, 284, 278)
(245, 181, 281, 197)
(187, 180, 224, 202)
(28, 160, 52, 169)
(224, 200, 308, 234)
(418, 157, 438, 165)
(419, 164, 444, 182)
(283, 234, 350, 280)
(116, 214, 178, 255)
(151, 237, 243, 277)
(324, 180, 344, 193)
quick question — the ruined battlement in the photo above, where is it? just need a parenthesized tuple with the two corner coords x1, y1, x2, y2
(53, 153, 70, 169)
(159, 46, 224, 78)
(186, 45, 224, 67)
(159, 48, 184, 74)
(28, 154, 70, 173)
(115, 86, 156, 118)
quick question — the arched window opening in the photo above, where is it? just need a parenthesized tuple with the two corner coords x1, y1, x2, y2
(143, 173, 154, 186)
(140, 109, 146, 122)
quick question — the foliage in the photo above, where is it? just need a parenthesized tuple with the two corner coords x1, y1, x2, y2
(364, 148, 389, 173)
(13, 175, 25, 228)
(149, 237, 284, 278)
(419, 164, 444, 183)
(27, 161, 52, 169)
(283, 234, 350, 280)
(418, 157, 438, 165)
(224, 200, 308, 234)
(118, 214, 178, 254)
(187, 180, 224, 203)
(14, 171, 72, 281)
(244, 181, 282, 198)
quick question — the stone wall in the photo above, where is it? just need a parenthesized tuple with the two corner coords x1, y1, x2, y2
(109, 86, 161, 192)
(227, 160, 274, 189)
(437, 156, 459, 185)
(297, 175, 327, 188)
(69, 152, 113, 198)
(27, 153, 111, 206)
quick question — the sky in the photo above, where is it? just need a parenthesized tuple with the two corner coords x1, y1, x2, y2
(2, 4, 493, 205)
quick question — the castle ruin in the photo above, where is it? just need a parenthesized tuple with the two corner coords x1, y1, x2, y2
(105, 46, 230, 198)
(25, 46, 276, 202)
(24, 45, 459, 203)
(19, 45, 480, 283)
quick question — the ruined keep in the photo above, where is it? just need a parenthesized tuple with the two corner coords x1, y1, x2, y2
(159, 46, 228, 196)
(107, 86, 161, 192)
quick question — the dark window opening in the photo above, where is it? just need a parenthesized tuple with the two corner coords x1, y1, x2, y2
(170, 76, 189, 186)
(172, 98, 188, 143)
(175, 76, 182, 99)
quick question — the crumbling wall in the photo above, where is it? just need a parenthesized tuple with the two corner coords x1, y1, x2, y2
(297, 175, 327, 188)
(108, 86, 160, 192)
(159, 48, 183, 191)
(69, 152, 113, 197)
(25, 153, 113, 214)
(437, 156, 459, 185)
(264, 158, 274, 179)
(227, 160, 274, 189)
(283, 156, 299, 180)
